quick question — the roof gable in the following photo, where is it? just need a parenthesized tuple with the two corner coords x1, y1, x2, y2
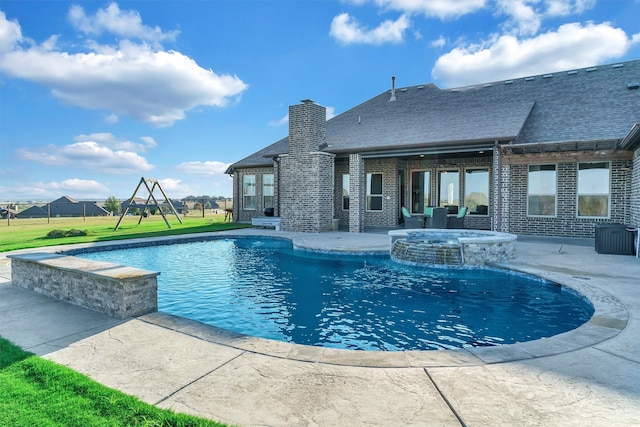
(51, 196, 77, 204)
(17, 205, 48, 218)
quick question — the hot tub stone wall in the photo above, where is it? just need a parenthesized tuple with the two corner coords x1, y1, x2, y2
(388, 229, 517, 266)
(8, 253, 158, 319)
(460, 241, 516, 265)
(391, 240, 463, 265)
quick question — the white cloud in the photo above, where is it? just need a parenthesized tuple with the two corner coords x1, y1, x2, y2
(72, 133, 157, 152)
(0, 11, 22, 53)
(68, 2, 179, 45)
(268, 112, 290, 127)
(432, 22, 638, 87)
(326, 106, 337, 120)
(495, 0, 597, 37)
(431, 36, 447, 48)
(139, 136, 158, 148)
(0, 4, 248, 127)
(0, 179, 111, 201)
(176, 161, 230, 175)
(105, 113, 119, 124)
(155, 175, 232, 199)
(345, 0, 486, 20)
(54, 178, 110, 195)
(545, 0, 596, 16)
(158, 178, 184, 192)
(496, 0, 541, 36)
(330, 13, 410, 45)
(17, 136, 155, 174)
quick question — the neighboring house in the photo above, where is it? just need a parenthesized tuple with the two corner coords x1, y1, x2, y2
(120, 198, 185, 214)
(120, 197, 150, 213)
(17, 196, 109, 218)
(160, 199, 185, 214)
(226, 60, 640, 238)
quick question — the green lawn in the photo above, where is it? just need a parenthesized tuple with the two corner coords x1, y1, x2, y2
(1, 214, 246, 426)
(0, 213, 250, 252)
(0, 338, 228, 426)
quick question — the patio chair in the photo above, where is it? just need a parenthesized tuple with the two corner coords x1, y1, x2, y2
(402, 207, 423, 229)
(425, 207, 447, 229)
(447, 206, 468, 229)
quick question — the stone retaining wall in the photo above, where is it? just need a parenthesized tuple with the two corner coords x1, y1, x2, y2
(8, 253, 158, 319)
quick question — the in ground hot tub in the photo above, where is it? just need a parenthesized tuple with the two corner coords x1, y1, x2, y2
(389, 229, 517, 266)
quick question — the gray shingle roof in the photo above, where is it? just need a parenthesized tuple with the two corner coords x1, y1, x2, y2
(229, 59, 640, 170)
(17, 197, 109, 218)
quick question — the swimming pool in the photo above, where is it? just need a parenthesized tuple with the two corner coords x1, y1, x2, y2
(77, 237, 594, 351)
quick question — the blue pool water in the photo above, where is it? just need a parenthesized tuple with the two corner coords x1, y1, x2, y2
(78, 237, 594, 351)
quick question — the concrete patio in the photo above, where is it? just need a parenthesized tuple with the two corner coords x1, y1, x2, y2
(0, 229, 639, 426)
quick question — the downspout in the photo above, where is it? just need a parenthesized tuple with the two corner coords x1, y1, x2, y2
(273, 156, 281, 217)
(230, 168, 238, 222)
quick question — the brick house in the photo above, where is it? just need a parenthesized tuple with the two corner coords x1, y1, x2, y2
(226, 60, 640, 237)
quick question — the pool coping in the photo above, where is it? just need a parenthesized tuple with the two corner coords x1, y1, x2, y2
(41, 230, 630, 368)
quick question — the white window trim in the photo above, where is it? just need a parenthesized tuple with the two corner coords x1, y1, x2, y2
(262, 174, 274, 209)
(243, 175, 256, 211)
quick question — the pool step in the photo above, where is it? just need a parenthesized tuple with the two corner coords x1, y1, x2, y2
(391, 240, 463, 266)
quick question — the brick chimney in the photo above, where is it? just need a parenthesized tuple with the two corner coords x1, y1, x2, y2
(278, 100, 335, 232)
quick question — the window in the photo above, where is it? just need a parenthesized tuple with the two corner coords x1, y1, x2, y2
(411, 171, 430, 214)
(263, 174, 274, 209)
(528, 164, 556, 216)
(342, 174, 350, 210)
(242, 175, 256, 210)
(577, 162, 610, 217)
(366, 173, 383, 211)
(465, 168, 489, 215)
(438, 170, 459, 214)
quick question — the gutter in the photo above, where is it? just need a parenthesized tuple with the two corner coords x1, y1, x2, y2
(619, 123, 640, 150)
(325, 137, 515, 156)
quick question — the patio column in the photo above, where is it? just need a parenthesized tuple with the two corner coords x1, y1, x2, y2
(493, 144, 510, 232)
(349, 153, 364, 233)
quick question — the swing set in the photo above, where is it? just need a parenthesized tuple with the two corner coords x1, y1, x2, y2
(115, 177, 183, 230)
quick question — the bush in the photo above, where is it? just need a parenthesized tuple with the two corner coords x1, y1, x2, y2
(46, 229, 88, 239)
(66, 229, 87, 237)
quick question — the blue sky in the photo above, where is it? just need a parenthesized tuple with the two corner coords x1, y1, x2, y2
(1, 0, 639, 202)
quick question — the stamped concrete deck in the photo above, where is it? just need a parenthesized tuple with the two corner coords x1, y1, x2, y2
(0, 229, 639, 426)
